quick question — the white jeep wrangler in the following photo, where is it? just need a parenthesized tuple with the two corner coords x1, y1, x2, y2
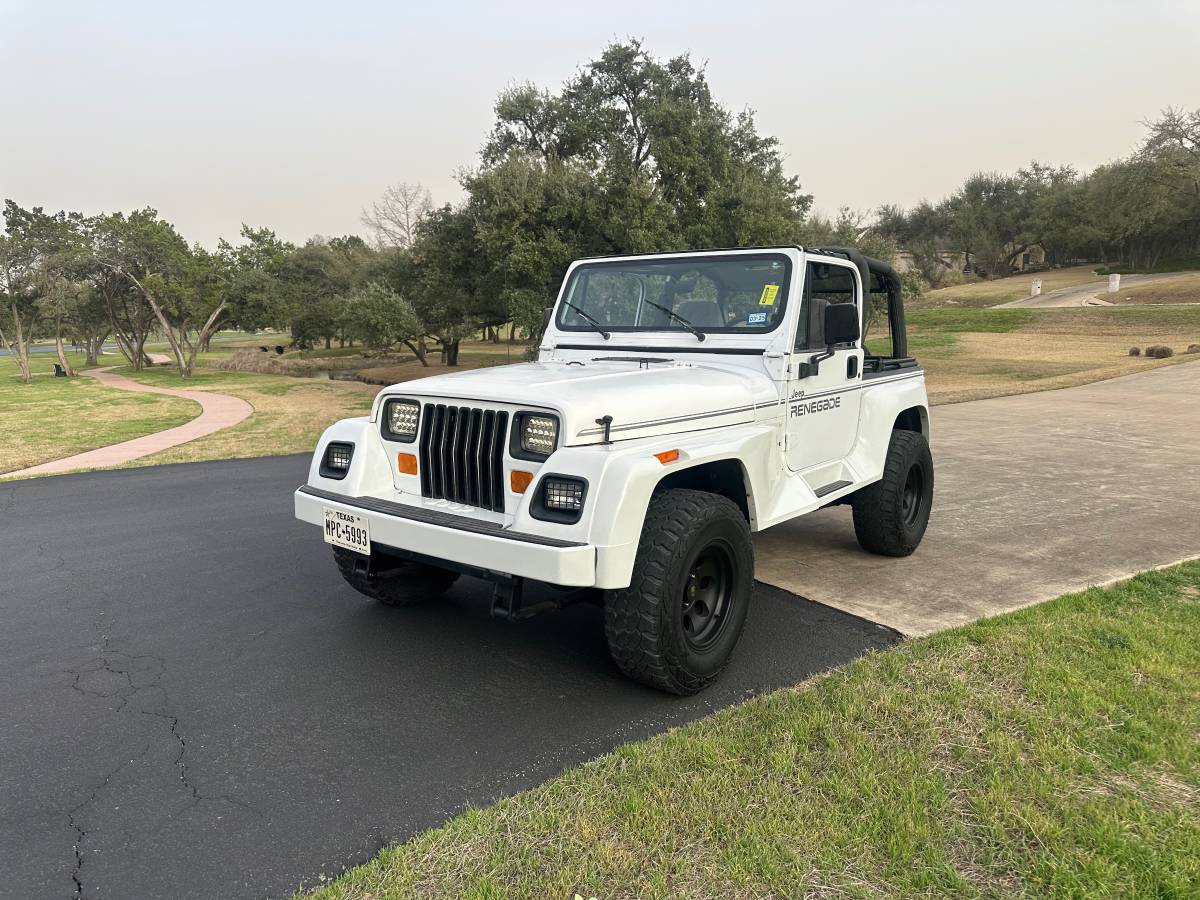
(295, 246, 932, 694)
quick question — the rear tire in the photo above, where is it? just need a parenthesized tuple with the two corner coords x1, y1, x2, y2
(852, 429, 934, 557)
(604, 489, 753, 695)
(332, 546, 459, 607)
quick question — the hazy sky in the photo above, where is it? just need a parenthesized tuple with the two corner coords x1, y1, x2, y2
(2, 0, 1198, 246)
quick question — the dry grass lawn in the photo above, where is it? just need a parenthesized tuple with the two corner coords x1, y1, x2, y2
(1107, 273, 1200, 305)
(917, 265, 1102, 309)
(110, 367, 381, 467)
(901, 306, 1200, 404)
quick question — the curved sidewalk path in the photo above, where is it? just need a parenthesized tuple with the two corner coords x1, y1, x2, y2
(4, 362, 253, 478)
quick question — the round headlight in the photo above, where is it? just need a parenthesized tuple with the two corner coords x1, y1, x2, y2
(384, 400, 420, 440)
(521, 414, 558, 457)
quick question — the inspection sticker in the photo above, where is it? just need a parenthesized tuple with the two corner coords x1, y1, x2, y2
(747, 311, 768, 325)
(758, 283, 780, 306)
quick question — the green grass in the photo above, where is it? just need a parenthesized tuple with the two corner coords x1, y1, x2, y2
(0, 353, 198, 475)
(907, 308, 1035, 333)
(302, 563, 1200, 899)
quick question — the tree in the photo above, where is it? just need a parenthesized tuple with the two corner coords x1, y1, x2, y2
(343, 281, 427, 362)
(362, 182, 433, 250)
(875, 202, 955, 287)
(96, 208, 225, 377)
(0, 229, 37, 384)
(216, 225, 295, 341)
(410, 205, 496, 365)
(429, 39, 815, 347)
(277, 237, 377, 350)
(1139, 107, 1200, 202)
(1, 201, 87, 382)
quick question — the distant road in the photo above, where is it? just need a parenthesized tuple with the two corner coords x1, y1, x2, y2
(993, 271, 1200, 308)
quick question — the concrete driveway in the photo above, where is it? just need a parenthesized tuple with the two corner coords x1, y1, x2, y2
(993, 271, 1200, 307)
(756, 360, 1200, 634)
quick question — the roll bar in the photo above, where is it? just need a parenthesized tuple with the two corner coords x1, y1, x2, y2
(807, 246, 908, 360)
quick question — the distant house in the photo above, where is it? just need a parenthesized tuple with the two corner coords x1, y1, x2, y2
(893, 243, 1045, 277)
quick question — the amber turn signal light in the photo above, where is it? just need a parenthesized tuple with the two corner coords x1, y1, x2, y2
(510, 470, 534, 493)
(397, 452, 418, 475)
(654, 449, 680, 464)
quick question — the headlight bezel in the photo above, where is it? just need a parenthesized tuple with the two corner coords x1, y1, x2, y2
(510, 411, 560, 461)
(380, 398, 421, 443)
(530, 474, 588, 524)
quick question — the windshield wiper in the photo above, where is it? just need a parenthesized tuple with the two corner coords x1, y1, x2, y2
(561, 301, 610, 339)
(640, 298, 706, 341)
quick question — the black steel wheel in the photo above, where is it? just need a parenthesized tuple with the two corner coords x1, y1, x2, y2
(851, 429, 934, 557)
(604, 489, 753, 695)
(681, 541, 736, 652)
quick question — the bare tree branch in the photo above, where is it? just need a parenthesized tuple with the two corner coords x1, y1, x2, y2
(361, 182, 433, 250)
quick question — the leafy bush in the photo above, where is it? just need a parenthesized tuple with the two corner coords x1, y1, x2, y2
(1144, 345, 1174, 358)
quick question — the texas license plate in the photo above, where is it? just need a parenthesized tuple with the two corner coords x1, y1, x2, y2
(323, 507, 370, 554)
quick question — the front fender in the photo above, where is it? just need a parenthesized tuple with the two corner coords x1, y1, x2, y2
(527, 425, 778, 589)
(305, 417, 394, 497)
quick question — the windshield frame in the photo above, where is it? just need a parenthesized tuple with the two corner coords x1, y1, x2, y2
(554, 251, 794, 337)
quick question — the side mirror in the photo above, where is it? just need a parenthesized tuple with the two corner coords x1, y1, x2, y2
(542, 307, 554, 331)
(822, 303, 860, 347)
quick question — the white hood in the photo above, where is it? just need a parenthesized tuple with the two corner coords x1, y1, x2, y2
(382, 358, 779, 445)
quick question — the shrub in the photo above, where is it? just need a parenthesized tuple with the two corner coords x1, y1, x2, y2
(1128, 346, 1141, 356)
(1186, 344, 1200, 354)
(1144, 345, 1174, 359)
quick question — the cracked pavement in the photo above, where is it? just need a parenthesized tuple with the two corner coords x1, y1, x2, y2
(0, 456, 898, 899)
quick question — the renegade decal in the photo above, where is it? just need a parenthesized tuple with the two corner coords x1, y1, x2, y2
(790, 395, 842, 417)
(758, 283, 779, 306)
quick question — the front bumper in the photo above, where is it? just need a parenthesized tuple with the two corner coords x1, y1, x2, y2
(294, 485, 598, 587)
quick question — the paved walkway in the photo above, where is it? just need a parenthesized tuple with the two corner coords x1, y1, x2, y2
(994, 271, 1200, 307)
(4, 363, 253, 478)
(755, 359, 1200, 635)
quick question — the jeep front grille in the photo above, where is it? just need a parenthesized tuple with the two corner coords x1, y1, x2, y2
(418, 404, 509, 512)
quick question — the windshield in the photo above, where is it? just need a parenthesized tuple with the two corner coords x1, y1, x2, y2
(556, 253, 792, 336)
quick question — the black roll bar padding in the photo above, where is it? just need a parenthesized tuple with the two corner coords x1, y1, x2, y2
(807, 246, 908, 359)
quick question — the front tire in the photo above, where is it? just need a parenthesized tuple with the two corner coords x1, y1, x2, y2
(332, 546, 459, 607)
(604, 489, 753, 695)
(852, 429, 934, 557)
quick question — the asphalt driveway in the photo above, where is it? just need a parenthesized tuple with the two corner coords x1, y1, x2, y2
(0, 459, 897, 900)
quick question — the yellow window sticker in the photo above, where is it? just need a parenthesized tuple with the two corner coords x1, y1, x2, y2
(758, 283, 780, 306)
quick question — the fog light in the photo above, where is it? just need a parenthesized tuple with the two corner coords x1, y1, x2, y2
(321, 442, 354, 479)
(543, 477, 584, 511)
(326, 443, 352, 470)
